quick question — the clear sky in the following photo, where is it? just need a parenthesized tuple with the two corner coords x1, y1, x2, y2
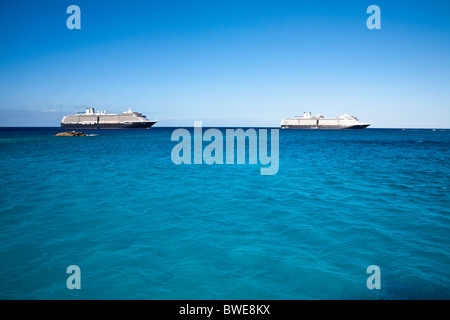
(0, 0, 449, 127)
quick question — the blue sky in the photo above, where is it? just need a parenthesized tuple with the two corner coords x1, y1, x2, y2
(0, 0, 449, 127)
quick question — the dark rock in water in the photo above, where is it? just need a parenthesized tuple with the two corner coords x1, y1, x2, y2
(55, 131, 87, 136)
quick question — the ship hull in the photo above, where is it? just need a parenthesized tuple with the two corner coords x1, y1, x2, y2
(281, 124, 370, 130)
(61, 121, 157, 129)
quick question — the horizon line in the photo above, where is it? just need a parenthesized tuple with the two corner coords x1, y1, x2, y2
(0, 126, 449, 130)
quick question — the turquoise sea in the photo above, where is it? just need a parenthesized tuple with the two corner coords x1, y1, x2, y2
(0, 127, 449, 299)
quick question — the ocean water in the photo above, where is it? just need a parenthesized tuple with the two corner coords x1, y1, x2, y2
(0, 127, 449, 300)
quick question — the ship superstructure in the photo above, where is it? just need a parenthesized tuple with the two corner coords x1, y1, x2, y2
(61, 108, 156, 129)
(281, 112, 370, 129)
